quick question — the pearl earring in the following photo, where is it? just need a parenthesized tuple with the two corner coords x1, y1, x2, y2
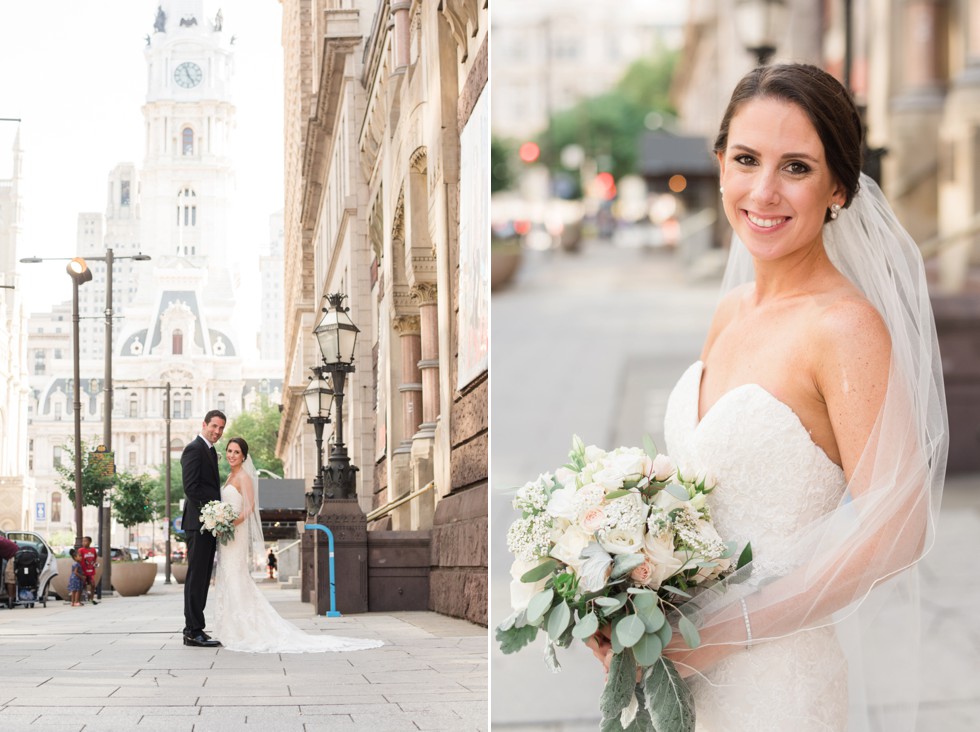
(829, 203, 841, 220)
(719, 186, 724, 196)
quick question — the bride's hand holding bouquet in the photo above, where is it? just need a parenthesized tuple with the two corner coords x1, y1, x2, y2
(496, 436, 751, 732)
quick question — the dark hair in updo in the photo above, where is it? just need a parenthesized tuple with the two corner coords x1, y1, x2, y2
(714, 63, 864, 214)
(228, 437, 249, 460)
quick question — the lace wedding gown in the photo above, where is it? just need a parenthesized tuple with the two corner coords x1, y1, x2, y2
(663, 362, 849, 732)
(213, 482, 383, 654)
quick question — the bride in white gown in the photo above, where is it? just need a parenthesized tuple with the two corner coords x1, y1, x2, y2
(212, 437, 383, 654)
(589, 64, 946, 732)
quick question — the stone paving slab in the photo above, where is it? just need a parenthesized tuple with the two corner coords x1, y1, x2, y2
(0, 580, 487, 730)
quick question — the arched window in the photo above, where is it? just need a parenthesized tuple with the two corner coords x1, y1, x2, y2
(173, 329, 183, 355)
(217, 392, 226, 411)
(52, 493, 62, 523)
(129, 394, 138, 418)
(183, 392, 192, 417)
(176, 188, 198, 232)
(182, 127, 194, 156)
(173, 397, 182, 419)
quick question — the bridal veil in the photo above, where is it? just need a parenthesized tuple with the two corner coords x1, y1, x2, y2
(685, 172, 948, 730)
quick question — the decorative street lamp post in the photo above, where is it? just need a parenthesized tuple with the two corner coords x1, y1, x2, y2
(312, 293, 360, 500)
(733, 0, 788, 66)
(302, 373, 333, 515)
(305, 292, 368, 615)
(67, 258, 93, 548)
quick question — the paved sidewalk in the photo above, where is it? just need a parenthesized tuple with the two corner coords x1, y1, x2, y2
(0, 579, 487, 731)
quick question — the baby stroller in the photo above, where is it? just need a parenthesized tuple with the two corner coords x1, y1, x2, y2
(13, 546, 44, 608)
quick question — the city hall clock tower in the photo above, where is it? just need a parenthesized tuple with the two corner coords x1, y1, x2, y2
(141, 0, 236, 274)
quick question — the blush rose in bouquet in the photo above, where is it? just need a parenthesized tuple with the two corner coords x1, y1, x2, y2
(496, 436, 751, 732)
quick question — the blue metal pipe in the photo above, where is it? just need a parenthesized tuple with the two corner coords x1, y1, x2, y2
(303, 523, 342, 617)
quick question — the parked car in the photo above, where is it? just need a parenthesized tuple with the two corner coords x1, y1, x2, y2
(95, 546, 142, 562)
(0, 529, 59, 608)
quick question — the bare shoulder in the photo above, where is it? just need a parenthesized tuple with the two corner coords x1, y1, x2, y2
(813, 292, 891, 367)
(701, 283, 752, 359)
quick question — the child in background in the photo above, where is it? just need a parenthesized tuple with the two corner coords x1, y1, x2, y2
(77, 536, 99, 604)
(67, 549, 84, 607)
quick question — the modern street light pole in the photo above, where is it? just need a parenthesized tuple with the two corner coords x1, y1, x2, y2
(67, 258, 93, 548)
(22, 248, 150, 582)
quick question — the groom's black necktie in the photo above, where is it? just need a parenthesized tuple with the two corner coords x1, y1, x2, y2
(209, 445, 218, 477)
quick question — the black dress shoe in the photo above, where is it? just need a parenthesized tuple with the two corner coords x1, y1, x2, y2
(183, 632, 221, 647)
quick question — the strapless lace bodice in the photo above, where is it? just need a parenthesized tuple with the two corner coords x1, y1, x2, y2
(662, 362, 848, 731)
(221, 483, 243, 512)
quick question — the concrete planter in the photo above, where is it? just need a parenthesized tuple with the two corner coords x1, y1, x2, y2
(110, 561, 157, 596)
(491, 246, 522, 291)
(51, 557, 103, 601)
(171, 563, 188, 584)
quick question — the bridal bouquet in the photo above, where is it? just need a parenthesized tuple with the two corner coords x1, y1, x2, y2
(496, 436, 751, 732)
(200, 500, 239, 546)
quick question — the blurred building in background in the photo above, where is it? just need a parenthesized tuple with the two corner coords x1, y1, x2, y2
(277, 0, 488, 624)
(491, 0, 685, 140)
(0, 128, 32, 532)
(672, 0, 980, 469)
(22, 3, 284, 546)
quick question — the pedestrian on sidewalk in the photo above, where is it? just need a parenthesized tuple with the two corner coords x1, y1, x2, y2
(266, 549, 277, 579)
(77, 536, 99, 605)
(1, 536, 17, 609)
(67, 549, 85, 607)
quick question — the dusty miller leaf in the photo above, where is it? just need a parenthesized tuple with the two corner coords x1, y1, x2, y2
(495, 622, 539, 655)
(642, 657, 695, 732)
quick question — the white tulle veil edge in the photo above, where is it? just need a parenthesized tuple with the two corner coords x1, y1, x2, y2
(685, 173, 948, 731)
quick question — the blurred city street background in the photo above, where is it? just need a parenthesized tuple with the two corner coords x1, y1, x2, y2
(490, 0, 980, 728)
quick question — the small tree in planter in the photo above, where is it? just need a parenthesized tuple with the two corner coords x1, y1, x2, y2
(108, 476, 159, 596)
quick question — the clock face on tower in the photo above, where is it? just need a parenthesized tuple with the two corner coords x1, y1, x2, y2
(174, 62, 203, 88)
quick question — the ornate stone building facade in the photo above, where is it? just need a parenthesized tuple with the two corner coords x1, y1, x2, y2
(276, 0, 488, 624)
(23, 2, 283, 543)
(0, 128, 32, 532)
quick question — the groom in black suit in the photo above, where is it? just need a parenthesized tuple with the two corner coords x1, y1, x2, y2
(181, 409, 226, 647)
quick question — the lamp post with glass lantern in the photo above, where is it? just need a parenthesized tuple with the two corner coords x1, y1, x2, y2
(67, 258, 93, 548)
(305, 292, 367, 614)
(302, 373, 333, 515)
(733, 0, 788, 66)
(312, 293, 360, 500)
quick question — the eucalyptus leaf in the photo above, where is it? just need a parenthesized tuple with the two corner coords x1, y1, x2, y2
(547, 601, 572, 640)
(613, 614, 646, 648)
(736, 542, 753, 570)
(611, 627, 625, 654)
(664, 482, 691, 502)
(601, 593, 628, 617)
(521, 558, 560, 583)
(642, 434, 658, 459)
(497, 611, 518, 633)
(595, 596, 622, 607)
(660, 584, 691, 599)
(643, 658, 695, 732)
(599, 648, 637, 722)
(525, 588, 554, 625)
(611, 553, 645, 580)
(633, 594, 666, 633)
(572, 611, 600, 640)
(678, 615, 701, 649)
(627, 587, 654, 595)
(633, 632, 664, 667)
(605, 489, 632, 501)
(656, 621, 673, 648)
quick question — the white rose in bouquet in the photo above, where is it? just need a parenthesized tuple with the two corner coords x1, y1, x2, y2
(598, 527, 644, 555)
(592, 466, 626, 491)
(584, 445, 607, 463)
(549, 525, 592, 575)
(509, 558, 549, 611)
(606, 450, 648, 479)
(654, 483, 690, 512)
(546, 485, 579, 522)
(642, 531, 685, 589)
(650, 453, 676, 481)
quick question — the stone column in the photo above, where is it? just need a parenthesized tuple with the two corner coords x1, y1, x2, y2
(409, 283, 438, 530)
(392, 1, 411, 70)
(939, 0, 980, 291)
(887, 0, 946, 246)
(391, 315, 421, 529)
